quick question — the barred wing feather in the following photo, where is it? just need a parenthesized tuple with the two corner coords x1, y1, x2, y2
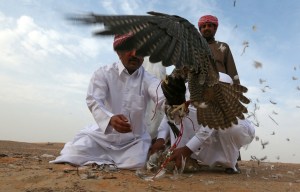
(68, 11, 250, 129)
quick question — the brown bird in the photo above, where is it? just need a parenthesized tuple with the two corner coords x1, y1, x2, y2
(68, 11, 250, 129)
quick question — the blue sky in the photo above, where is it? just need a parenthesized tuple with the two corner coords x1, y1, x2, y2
(0, 0, 300, 163)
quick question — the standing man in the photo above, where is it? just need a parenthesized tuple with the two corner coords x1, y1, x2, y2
(50, 34, 165, 169)
(198, 15, 240, 84)
(198, 15, 242, 168)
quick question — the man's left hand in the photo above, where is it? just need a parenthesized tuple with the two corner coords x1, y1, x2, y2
(169, 146, 193, 169)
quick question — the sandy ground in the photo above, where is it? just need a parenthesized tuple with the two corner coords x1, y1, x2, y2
(0, 140, 300, 192)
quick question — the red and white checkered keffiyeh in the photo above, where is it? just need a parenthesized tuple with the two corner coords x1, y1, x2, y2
(113, 33, 133, 50)
(198, 15, 218, 28)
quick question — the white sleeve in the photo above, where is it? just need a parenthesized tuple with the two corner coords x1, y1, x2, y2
(156, 116, 170, 140)
(186, 126, 214, 152)
(86, 69, 113, 133)
(147, 75, 165, 109)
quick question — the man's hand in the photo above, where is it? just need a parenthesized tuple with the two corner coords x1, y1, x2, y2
(169, 146, 193, 169)
(109, 114, 132, 133)
(149, 138, 166, 154)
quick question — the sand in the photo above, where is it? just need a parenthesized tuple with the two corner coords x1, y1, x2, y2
(0, 140, 299, 192)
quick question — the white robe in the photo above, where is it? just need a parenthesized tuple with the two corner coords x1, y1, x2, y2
(156, 73, 255, 170)
(157, 111, 255, 170)
(50, 62, 164, 169)
(142, 57, 166, 139)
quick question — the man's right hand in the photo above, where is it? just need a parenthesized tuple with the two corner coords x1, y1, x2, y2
(109, 114, 132, 133)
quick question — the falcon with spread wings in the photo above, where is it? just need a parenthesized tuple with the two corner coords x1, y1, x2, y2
(69, 11, 250, 129)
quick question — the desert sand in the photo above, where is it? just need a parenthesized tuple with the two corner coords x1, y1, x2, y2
(0, 140, 300, 192)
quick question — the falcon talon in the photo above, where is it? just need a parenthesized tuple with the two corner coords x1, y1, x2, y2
(170, 103, 188, 116)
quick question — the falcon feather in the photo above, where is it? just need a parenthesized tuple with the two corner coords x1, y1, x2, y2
(67, 11, 250, 129)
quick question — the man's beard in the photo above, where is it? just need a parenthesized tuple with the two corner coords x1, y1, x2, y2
(202, 31, 215, 42)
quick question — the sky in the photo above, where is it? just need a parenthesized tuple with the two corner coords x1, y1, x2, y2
(0, 0, 300, 164)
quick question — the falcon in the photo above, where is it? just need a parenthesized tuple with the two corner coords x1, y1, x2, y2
(68, 11, 250, 129)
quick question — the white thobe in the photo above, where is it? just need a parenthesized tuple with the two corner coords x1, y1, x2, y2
(157, 73, 255, 170)
(142, 58, 166, 139)
(50, 62, 164, 169)
(157, 109, 255, 170)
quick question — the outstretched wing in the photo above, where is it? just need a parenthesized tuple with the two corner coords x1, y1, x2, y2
(68, 11, 250, 129)
(68, 12, 212, 76)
